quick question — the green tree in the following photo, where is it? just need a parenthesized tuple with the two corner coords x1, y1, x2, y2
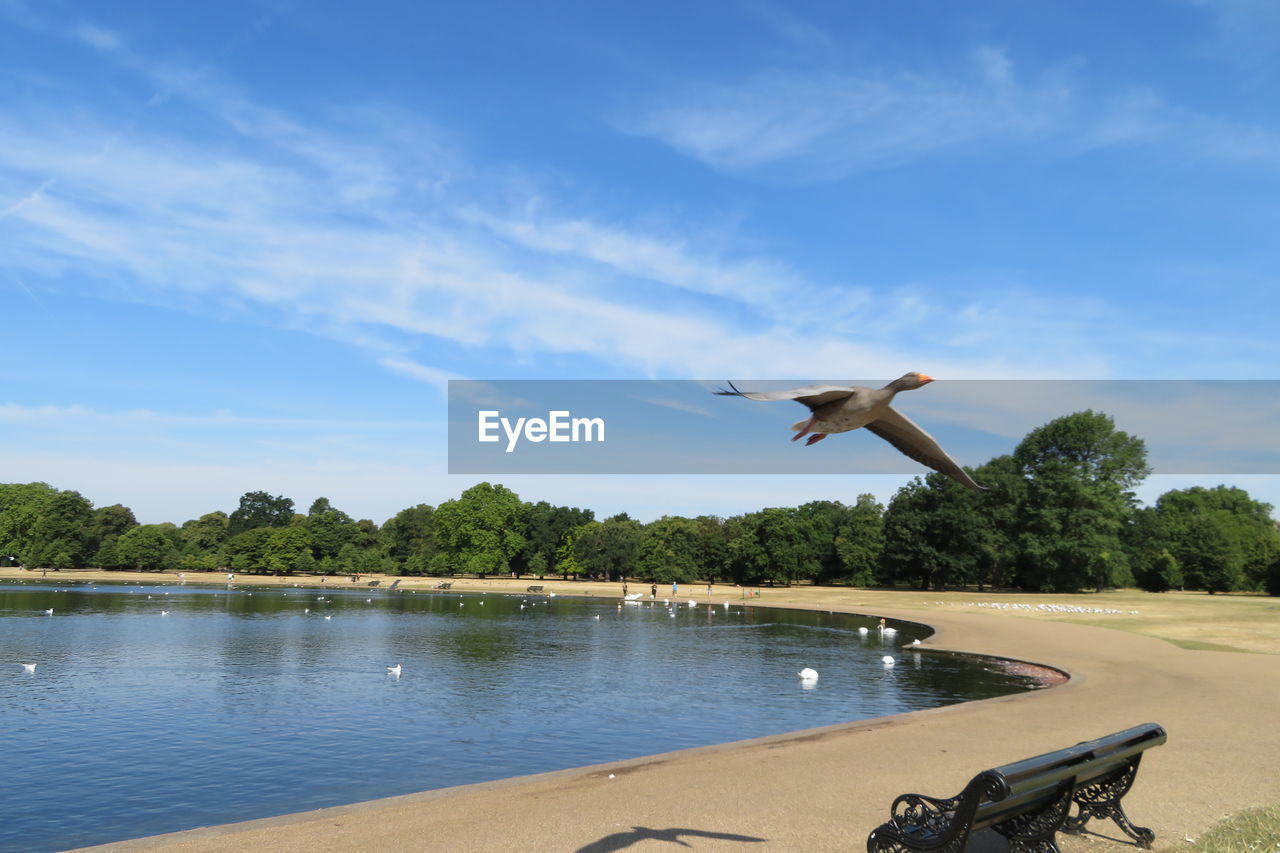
(89, 504, 138, 569)
(305, 499, 359, 560)
(115, 524, 181, 571)
(881, 475, 985, 590)
(1180, 516, 1242, 593)
(796, 501, 852, 584)
(726, 507, 820, 586)
(1136, 548, 1182, 593)
(227, 491, 295, 536)
(1155, 486, 1277, 592)
(382, 504, 439, 574)
(434, 482, 527, 577)
(637, 516, 702, 583)
(970, 455, 1027, 589)
(691, 515, 729, 582)
(833, 494, 884, 586)
(263, 526, 315, 574)
(574, 516, 643, 580)
(222, 527, 274, 572)
(0, 482, 59, 563)
(1013, 411, 1148, 592)
(521, 502, 594, 579)
(181, 511, 231, 552)
(25, 490, 96, 568)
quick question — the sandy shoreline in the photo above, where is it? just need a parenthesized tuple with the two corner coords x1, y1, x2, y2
(10, 570, 1279, 852)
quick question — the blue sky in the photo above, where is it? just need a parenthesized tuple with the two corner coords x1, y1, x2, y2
(3, 0, 1278, 524)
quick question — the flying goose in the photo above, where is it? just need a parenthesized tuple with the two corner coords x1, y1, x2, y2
(715, 372, 988, 492)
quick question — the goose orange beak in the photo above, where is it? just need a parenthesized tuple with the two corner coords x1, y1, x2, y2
(918, 373, 934, 383)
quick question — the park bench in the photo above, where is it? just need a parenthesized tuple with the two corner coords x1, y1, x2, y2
(866, 722, 1166, 853)
(367, 580, 380, 587)
(434, 582, 452, 589)
(526, 585, 544, 592)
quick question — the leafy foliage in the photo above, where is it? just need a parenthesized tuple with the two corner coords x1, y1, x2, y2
(1, 409, 1276, 594)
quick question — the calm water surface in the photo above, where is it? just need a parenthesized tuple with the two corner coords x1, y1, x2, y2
(0, 580, 1041, 852)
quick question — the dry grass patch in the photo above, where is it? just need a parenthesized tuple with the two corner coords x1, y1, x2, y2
(1169, 805, 1280, 852)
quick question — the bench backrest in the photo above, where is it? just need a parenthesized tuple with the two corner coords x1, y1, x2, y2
(971, 723, 1166, 829)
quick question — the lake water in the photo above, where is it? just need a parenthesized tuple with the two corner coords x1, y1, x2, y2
(0, 580, 1043, 852)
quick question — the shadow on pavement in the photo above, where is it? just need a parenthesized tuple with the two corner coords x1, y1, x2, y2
(574, 826, 767, 852)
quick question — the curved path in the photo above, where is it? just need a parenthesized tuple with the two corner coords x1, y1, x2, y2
(79, 605, 1280, 852)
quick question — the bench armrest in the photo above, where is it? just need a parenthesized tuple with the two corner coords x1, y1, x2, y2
(890, 792, 962, 832)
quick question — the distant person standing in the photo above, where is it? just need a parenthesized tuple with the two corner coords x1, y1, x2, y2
(672, 581, 678, 597)
(650, 583, 657, 599)
(706, 583, 713, 596)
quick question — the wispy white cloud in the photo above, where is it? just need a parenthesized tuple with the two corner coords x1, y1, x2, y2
(614, 48, 1083, 174)
(615, 45, 1280, 177)
(460, 206, 813, 308)
(3, 11, 1265, 401)
(0, 403, 436, 430)
(633, 396, 715, 418)
(379, 358, 468, 390)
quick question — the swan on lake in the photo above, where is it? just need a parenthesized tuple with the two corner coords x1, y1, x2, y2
(387, 664, 402, 676)
(798, 668, 819, 681)
(21, 663, 37, 672)
(882, 656, 895, 667)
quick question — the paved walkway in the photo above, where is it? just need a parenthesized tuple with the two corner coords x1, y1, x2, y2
(78, 605, 1280, 852)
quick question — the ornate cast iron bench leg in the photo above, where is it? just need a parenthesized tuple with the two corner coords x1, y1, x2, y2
(1062, 757, 1156, 849)
(991, 784, 1073, 853)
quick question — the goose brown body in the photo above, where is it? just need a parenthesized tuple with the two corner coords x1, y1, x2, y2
(715, 372, 989, 492)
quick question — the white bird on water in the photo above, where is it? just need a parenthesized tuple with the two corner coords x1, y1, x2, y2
(21, 663, 37, 672)
(798, 668, 819, 681)
(882, 656, 895, 667)
(43, 608, 53, 615)
(387, 664, 402, 676)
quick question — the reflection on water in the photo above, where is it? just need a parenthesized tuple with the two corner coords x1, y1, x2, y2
(0, 580, 1042, 852)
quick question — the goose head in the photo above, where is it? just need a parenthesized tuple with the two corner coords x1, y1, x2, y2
(885, 372, 934, 392)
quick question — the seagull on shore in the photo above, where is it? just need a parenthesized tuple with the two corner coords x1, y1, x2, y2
(715, 372, 988, 492)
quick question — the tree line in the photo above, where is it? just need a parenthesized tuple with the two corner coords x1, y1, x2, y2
(2, 410, 1278, 594)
